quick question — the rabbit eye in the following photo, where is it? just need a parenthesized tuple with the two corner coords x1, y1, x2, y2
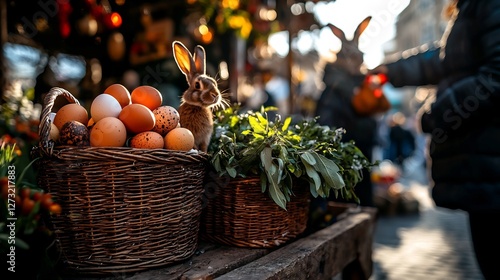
(194, 81, 201, 90)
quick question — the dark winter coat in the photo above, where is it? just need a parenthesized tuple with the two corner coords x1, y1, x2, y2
(315, 64, 378, 207)
(385, 0, 500, 213)
(315, 64, 378, 158)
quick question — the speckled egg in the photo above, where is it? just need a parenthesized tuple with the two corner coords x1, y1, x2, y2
(130, 131, 164, 149)
(59, 121, 90, 146)
(152, 106, 180, 136)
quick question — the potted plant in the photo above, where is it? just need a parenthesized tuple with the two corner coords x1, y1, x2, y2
(202, 105, 375, 248)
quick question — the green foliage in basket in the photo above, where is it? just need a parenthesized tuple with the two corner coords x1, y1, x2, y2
(208, 105, 376, 210)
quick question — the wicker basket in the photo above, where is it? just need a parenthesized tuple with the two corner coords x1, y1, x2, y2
(34, 87, 209, 275)
(200, 176, 310, 248)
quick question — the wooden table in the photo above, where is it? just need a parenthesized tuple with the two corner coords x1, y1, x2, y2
(68, 203, 377, 280)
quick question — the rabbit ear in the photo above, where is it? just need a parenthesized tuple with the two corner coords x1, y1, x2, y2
(193, 45, 206, 75)
(327, 23, 346, 42)
(173, 41, 196, 79)
(353, 16, 372, 45)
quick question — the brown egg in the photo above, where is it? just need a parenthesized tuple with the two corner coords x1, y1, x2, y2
(152, 106, 180, 136)
(59, 121, 90, 146)
(118, 104, 155, 134)
(164, 127, 194, 151)
(130, 131, 164, 149)
(90, 117, 127, 147)
(53, 104, 89, 130)
(104, 83, 131, 108)
(131, 85, 163, 111)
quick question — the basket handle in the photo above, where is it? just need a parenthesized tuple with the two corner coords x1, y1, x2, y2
(38, 87, 80, 155)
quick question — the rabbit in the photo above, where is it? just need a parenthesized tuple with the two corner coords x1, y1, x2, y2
(327, 16, 372, 76)
(172, 40, 223, 152)
(316, 16, 373, 126)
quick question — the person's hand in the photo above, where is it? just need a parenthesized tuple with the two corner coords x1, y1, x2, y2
(367, 65, 388, 76)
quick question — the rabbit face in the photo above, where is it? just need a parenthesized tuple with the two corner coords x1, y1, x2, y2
(173, 41, 222, 108)
(182, 74, 221, 107)
(336, 42, 364, 74)
(328, 16, 372, 75)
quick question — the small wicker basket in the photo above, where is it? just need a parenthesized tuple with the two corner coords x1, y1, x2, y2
(34, 87, 209, 275)
(200, 176, 310, 248)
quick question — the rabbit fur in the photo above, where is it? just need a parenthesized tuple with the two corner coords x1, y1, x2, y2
(172, 41, 222, 152)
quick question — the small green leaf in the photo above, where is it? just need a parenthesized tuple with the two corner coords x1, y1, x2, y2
(311, 152, 345, 189)
(256, 112, 268, 126)
(268, 178, 287, 210)
(249, 116, 266, 134)
(252, 133, 265, 140)
(300, 151, 316, 166)
(275, 158, 284, 184)
(226, 166, 237, 178)
(260, 172, 268, 192)
(282, 116, 292, 131)
(309, 180, 318, 198)
(260, 147, 273, 171)
(263, 106, 279, 112)
(301, 158, 321, 191)
(230, 115, 239, 127)
(213, 156, 221, 172)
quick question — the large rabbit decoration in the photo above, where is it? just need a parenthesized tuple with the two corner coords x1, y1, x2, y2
(315, 16, 374, 128)
(172, 41, 222, 152)
(325, 16, 390, 116)
(313, 16, 379, 208)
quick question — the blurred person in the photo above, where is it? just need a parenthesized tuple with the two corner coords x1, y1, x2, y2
(370, 1, 500, 278)
(385, 112, 416, 167)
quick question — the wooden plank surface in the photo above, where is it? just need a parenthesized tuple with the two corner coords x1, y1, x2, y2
(66, 243, 269, 280)
(214, 207, 376, 280)
(64, 205, 376, 280)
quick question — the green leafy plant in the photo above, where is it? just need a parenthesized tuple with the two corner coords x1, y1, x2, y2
(209, 105, 376, 210)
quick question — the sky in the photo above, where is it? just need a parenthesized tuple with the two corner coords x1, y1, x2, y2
(269, 0, 411, 69)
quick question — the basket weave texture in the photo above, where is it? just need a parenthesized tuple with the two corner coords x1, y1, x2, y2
(201, 176, 310, 248)
(34, 87, 209, 275)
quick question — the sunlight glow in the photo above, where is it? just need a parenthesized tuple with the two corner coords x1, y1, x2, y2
(267, 0, 411, 68)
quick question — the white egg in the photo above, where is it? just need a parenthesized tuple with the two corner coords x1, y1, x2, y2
(90, 93, 122, 122)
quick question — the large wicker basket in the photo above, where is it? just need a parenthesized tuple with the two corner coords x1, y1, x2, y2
(34, 87, 209, 275)
(200, 176, 310, 248)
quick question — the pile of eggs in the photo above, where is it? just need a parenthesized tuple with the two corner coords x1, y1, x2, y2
(49, 84, 195, 151)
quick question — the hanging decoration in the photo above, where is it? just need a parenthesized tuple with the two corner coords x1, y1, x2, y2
(104, 12, 123, 29)
(58, 1, 73, 38)
(107, 32, 126, 61)
(77, 14, 99, 36)
(85, 0, 123, 32)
